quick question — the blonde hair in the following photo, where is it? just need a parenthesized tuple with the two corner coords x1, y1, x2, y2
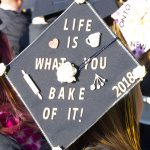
(69, 86, 141, 150)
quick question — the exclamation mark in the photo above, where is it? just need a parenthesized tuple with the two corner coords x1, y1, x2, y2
(78, 108, 84, 123)
(67, 108, 71, 120)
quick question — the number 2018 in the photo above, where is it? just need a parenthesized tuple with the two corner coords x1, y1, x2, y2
(112, 72, 135, 98)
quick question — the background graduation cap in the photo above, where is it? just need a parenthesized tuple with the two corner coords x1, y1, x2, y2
(4, 0, 144, 150)
(32, 0, 118, 18)
(21, 0, 36, 10)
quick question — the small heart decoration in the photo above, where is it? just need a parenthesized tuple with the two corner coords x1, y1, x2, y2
(48, 38, 59, 49)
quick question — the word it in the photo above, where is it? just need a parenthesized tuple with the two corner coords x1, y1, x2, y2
(67, 108, 84, 122)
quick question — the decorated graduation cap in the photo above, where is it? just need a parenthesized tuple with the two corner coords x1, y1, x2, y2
(111, 0, 150, 59)
(32, 0, 118, 18)
(1, 0, 146, 150)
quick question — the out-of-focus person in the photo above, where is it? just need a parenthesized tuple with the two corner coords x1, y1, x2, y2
(0, 0, 30, 57)
(0, 18, 50, 150)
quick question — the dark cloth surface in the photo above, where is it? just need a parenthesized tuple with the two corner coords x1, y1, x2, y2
(140, 123, 150, 150)
(0, 8, 30, 55)
(40, 142, 52, 150)
(141, 68, 150, 97)
(29, 13, 59, 44)
(140, 69, 150, 149)
(0, 133, 52, 150)
(29, 24, 49, 43)
(0, 134, 23, 150)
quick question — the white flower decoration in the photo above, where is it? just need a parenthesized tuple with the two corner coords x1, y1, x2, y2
(0, 63, 6, 76)
(132, 65, 146, 80)
(75, 0, 86, 4)
(52, 146, 62, 150)
(56, 62, 77, 83)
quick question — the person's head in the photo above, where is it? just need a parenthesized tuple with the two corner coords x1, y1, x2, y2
(1, 0, 23, 11)
(0, 31, 12, 64)
(0, 29, 38, 135)
(68, 85, 142, 150)
(68, 0, 144, 149)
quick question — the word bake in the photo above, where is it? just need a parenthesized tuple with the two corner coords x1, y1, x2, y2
(48, 87, 86, 100)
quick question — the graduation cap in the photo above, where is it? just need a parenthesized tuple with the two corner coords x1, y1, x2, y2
(4, 1, 145, 150)
(32, 0, 118, 19)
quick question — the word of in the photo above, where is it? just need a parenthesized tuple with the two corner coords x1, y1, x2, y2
(43, 107, 57, 120)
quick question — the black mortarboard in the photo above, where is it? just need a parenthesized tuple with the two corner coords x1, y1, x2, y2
(32, 0, 118, 18)
(5, 1, 143, 150)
